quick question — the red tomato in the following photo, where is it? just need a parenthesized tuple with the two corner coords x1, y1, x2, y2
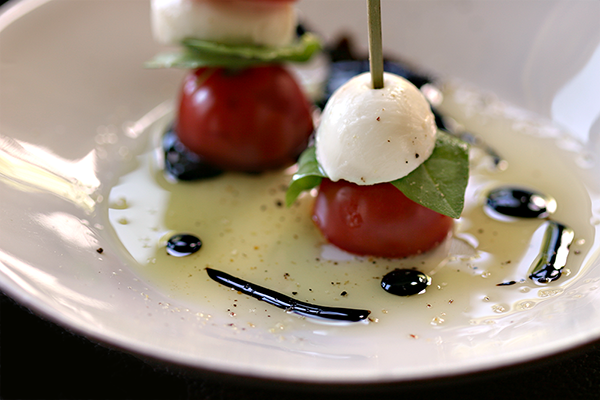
(176, 66, 314, 172)
(312, 179, 453, 258)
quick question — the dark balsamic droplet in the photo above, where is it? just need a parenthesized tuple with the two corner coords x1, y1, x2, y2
(486, 187, 555, 219)
(162, 127, 224, 181)
(295, 22, 308, 38)
(166, 234, 202, 257)
(381, 269, 431, 296)
(496, 280, 517, 287)
(205, 268, 370, 322)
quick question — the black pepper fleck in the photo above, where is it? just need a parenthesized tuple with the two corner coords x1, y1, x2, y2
(96, 248, 104, 254)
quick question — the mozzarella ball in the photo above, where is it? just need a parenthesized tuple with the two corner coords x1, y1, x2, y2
(315, 72, 437, 185)
(151, 0, 297, 47)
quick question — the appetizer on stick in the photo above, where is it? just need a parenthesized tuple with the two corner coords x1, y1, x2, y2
(148, 0, 321, 173)
(287, 1, 469, 258)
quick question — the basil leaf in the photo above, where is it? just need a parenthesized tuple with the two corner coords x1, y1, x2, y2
(390, 131, 469, 219)
(285, 131, 470, 219)
(145, 51, 258, 69)
(285, 146, 326, 207)
(146, 33, 322, 69)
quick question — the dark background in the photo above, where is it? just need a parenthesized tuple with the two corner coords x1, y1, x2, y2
(1, 0, 600, 398)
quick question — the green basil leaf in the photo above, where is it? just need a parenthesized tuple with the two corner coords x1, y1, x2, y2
(285, 131, 470, 219)
(145, 33, 321, 69)
(390, 131, 469, 219)
(145, 51, 258, 69)
(285, 146, 326, 207)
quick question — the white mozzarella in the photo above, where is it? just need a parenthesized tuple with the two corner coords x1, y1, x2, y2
(315, 72, 437, 185)
(151, 0, 297, 48)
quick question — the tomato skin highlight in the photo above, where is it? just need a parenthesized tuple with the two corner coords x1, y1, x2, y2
(312, 179, 454, 258)
(176, 66, 314, 172)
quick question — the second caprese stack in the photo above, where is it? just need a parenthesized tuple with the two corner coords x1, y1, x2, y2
(148, 0, 321, 175)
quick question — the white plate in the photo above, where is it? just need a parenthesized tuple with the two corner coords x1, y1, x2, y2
(2, 0, 600, 385)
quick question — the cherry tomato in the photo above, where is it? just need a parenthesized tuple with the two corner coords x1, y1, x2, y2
(312, 179, 453, 258)
(176, 66, 313, 172)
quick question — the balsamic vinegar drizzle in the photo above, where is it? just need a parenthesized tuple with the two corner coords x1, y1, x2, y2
(485, 186, 573, 284)
(205, 268, 371, 322)
(529, 221, 575, 284)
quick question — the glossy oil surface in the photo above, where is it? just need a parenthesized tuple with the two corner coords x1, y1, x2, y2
(107, 83, 600, 345)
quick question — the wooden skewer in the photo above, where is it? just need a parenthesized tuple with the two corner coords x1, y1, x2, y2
(367, 0, 384, 89)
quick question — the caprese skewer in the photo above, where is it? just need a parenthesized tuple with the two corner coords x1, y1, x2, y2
(148, 0, 321, 173)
